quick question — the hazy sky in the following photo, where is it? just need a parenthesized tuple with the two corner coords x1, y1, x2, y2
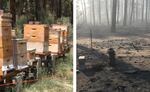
(77, 0, 148, 25)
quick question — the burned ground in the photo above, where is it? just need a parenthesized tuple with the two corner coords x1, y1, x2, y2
(77, 25, 150, 92)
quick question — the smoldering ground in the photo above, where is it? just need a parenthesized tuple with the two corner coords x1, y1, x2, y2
(77, 0, 150, 92)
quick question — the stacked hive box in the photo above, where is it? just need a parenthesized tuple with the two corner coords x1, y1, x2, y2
(0, 10, 13, 75)
(24, 23, 49, 53)
(11, 30, 16, 38)
(13, 39, 28, 69)
(49, 29, 62, 55)
(51, 24, 69, 46)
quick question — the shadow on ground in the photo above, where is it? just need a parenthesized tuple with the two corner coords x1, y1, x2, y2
(77, 44, 150, 92)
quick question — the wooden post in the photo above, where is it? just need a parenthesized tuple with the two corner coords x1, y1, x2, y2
(52, 55, 56, 74)
(15, 76, 23, 92)
(36, 59, 40, 79)
(90, 28, 93, 50)
(12, 38, 18, 69)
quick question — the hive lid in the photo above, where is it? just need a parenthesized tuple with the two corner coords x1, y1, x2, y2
(12, 38, 27, 42)
(0, 10, 12, 18)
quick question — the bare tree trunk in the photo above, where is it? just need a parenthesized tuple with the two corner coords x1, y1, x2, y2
(133, 0, 136, 22)
(10, 0, 16, 28)
(38, 0, 45, 21)
(99, 0, 101, 24)
(123, 0, 128, 26)
(111, 0, 117, 32)
(133, 0, 137, 22)
(130, 0, 135, 24)
(43, 0, 47, 11)
(35, 0, 40, 20)
(90, 0, 92, 24)
(145, 0, 148, 23)
(142, 0, 144, 21)
(70, 0, 73, 24)
(105, 0, 109, 25)
(29, 0, 35, 20)
(81, 0, 85, 22)
(50, 0, 54, 13)
(92, 0, 95, 25)
(57, 0, 62, 18)
(90, 28, 93, 49)
(135, 0, 138, 21)
(83, 0, 87, 23)
(148, 0, 150, 21)
(0, 0, 2, 9)
(117, 0, 120, 23)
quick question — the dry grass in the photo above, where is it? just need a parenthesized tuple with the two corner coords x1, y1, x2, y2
(23, 49, 73, 92)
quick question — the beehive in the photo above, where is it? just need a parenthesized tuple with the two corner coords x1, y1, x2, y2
(16, 54, 28, 66)
(27, 42, 48, 53)
(51, 24, 68, 37)
(14, 39, 27, 54)
(24, 23, 49, 53)
(0, 21, 11, 27)
(0, 47, 13, 58)
(0, 36, 12, 47)
(49, 28, 65, 44)
(0, 10, 13, 75)
(24, 24, 49, 42)
(49, 30, 60, 44)
(49, 30, 63, 54)
(51, 24, 69, 45)
(12, 39, 28, 69)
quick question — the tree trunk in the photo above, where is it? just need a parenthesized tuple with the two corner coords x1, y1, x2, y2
(0, 0, 2, 9)
(111, 0, 117, 32)
(99, 0, 101, 24)
(123, 0, 128, 26)
(135, 0, 138, 21)
(105, 0, 109, 25)
(92, 0, 95, 25)
(90, 0, 92, 24)
(145, 0, 148, 23)
(51, 0, 54, 13)
(10, 0, 16, 28)
(29, 0, 35, 20)
(133, 0, 137, 22)
(148, 0, 150, 21)
(83, 0, 87, 23)
(35, 0, 40, 20)
(130, 0, 135, 24)
(57, 0, 62, 18)
(43, 0, 47, 11)
(90, 28, 93, 49)
(70, 0, 73, 24)
(142, 0, 144, 21)
(117, 0, 119, 23)
(81, 0, 85, 22)
(40, 0, 45, 21)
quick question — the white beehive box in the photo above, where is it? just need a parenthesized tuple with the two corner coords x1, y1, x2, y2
(27, 42, 49, 53)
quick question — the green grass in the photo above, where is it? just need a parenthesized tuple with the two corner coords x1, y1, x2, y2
(23, 49, 73, 92)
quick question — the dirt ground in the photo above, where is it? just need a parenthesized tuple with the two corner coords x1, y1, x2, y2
(77, 25, 150, 92)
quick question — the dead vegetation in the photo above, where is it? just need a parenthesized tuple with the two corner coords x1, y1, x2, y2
(77, 34, 150, 92)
